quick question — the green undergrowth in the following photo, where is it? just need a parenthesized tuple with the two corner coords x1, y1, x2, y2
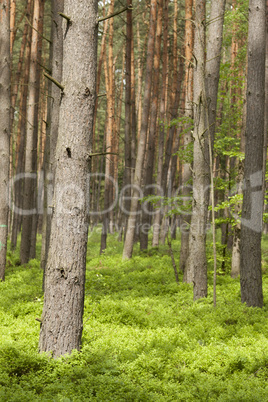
(1, 232, 268, 401)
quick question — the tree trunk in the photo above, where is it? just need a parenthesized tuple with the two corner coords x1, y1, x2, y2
(39, 0, 98, 356)
(123, 0, 157, 259)
(152, 0, 169, 247)
(140, 0, 163, 250)
(11, 22, 32, 250)
(30, 0, 45, 260)
(20, 0, 40, 264)
(100, 0, 114, 254)
(0, 0, 11, 281)
(185, 0, 226, 297)
(185, 0, 208, 296)
(240, 0, 265, 308)
(40, 0, 64, 272)
(181, 0, 194, 275)
(122, 0, 133, 239)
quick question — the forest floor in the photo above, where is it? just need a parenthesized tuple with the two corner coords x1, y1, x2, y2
(1, 230, 268, 401)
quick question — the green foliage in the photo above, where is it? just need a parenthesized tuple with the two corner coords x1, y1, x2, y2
(1, 234, 268, 400)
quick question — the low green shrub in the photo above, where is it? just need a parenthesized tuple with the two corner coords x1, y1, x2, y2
(0, 233, 268, 401)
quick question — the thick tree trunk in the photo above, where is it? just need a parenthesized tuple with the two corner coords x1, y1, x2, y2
(123, 0, 157, 259)
(39, 0, 98, 356)
(0, 0, 11, 281)
(240, 0, 265, 308)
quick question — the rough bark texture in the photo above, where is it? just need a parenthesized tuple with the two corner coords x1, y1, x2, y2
(123, 0, 157, 259)
(152, 0, 169, 247)
(20, 0, 40, 265)
(240, 0, 265, 308)
(140, 0, 163, 251)
(186, 0, 208, 297)
(122, 0, 132, 239)
(11, 23, 31, 250)
(39, 0, 98, 356)
(206, 0, 226, 143)
(185, 0, 226, 295)
(41, 0, 64, 272)
(29, 0, 45, 260)
(231, 88, 246, 278)
(100, 0, 114, 254)
(0, 0, 10, 281)
(181, 0, 194, 276)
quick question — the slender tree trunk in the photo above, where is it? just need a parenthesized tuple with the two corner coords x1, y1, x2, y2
(39, 0, 98, 357)
(100, 0, 114, 254)
(30, 0, 45, 259)
(152, 0, 169, 247)
(240, 0, 265, 308)
(11, 22, 32, 250)
(123, 0, 157, 259)
(9, 0, 16, 207)
(0, 0, 11, 281)
(20, 0, 40, 264)
(185, 0, 226, 297)
(131, 31, 136, 183)
(185, 0, 208, 297)
(231, 83, 246, 278)
(91, 3, 108, 226)
(41, 0, 64, 271)
(181, 0, 194, 275)
(10, 0, 16, 53)
(140, 0, 163, 250)
(122, 0, 133, 239)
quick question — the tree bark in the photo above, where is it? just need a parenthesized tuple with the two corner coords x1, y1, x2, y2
(20, 0, 40, 264)
(0, 0, 11, 281)
(11, 21, 32, 250)
(122, 0, 133, 239)
(140, 0, 163, 250)
(100, 0, 114, 254)
(185, 0, 208, 297)
(152, 0, 169, 247)
(39, 0, 98, 357)
(123, 0, 157, 259)
(240, 0, 265, 308)
(29, 0, 45, 260)
(181, 0, 194, 275)
(185, 0, 226, 298)
(40, 0, 64, 272)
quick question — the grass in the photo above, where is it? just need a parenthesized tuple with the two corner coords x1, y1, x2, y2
(0, 231, 268, 401)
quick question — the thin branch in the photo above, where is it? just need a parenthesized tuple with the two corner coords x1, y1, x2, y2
(37, 61, 51, 75)
(43, 72, 64, 91)
(58, 12, 72, 23)
(88, 152, 118, 158)
(98, 6, 132, 24)
(10, 105, 34, 127)
(25, 16, 52, 44)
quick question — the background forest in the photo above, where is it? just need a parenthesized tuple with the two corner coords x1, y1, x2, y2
(1, 0, 268, 400)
